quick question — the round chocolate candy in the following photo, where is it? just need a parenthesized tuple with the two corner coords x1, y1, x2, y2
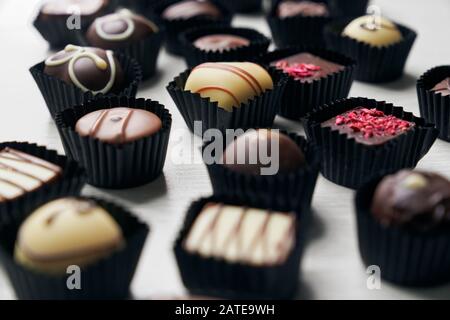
(43, 44, 124, 94)
(221, 129, 306, 175)
(161, 0, 222, 20)
(184, 62, 273, 111)
(75, 107, 162, 144)
(342, 15, 403, 47)
(371, 170, 450, 229)
(277, 0, 329, 18)
(39, 0, 109, 19)
(193, 34, 250, 52)
(86, 9, 159, 49)
(14, 198, 124, 275)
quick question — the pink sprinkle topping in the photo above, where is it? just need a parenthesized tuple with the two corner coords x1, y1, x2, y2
(275, 60, 321, 78)
(335, 108, 412, 139)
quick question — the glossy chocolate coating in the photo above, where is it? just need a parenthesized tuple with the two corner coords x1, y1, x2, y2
(272, 52, 344, 82)
(161, 0, 222, 20)
(44, 45, 124, 94)
(321, 107, 415, 146)
(86, 9, 159, 49)
(371, 170, 450, 229)
(75, 107, 162, 144)
(221, 129, 306, 175)
(431, 77, 450, 97)
(39, 0, 110, 19)
(277, 0, 329, 18)
(193, 34, 250, 52)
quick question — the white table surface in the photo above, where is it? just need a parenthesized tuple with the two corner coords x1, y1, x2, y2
(1, 0, 450, 300)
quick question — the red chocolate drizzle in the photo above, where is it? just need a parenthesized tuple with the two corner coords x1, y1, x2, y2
(275, 61, 321, 78)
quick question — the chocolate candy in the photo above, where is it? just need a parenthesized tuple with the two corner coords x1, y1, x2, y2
(371, 170, 450, 229)
(277, 0, 329, 18)
(342, 15, 403, 47)
(193, 34, 250, 52)
(431, 77, 450, 97)
(272, 52, 344, 82)
(321, 107, 415, 146)
(161, 0, 222, 20)
(184, 202, 296, 266)
(44, 45, 124, 94)
(86, 9, 159, 50)
(75, 107, 162, 144)
(14, 198, 124, 274)
(0, 148, 62, 203)
(221, 129, 306, 175)
(39, 0, 110, 20)
(184, 62, 273, 111)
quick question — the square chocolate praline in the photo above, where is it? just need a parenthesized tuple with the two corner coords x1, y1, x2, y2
(271, 52, 345, 83)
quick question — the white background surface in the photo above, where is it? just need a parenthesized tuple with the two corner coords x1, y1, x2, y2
(0, 0, 450, 300)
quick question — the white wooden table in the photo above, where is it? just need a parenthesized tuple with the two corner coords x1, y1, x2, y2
(0, 0, 449, 300)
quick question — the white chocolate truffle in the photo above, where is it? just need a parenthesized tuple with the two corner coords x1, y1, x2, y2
(184, 203, 296, 266)
(15, 198, 124, 274)
(184, 62, 274, 112)
(342, 15, 403, 47)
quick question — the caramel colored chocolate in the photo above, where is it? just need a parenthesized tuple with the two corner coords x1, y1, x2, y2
(272, 52, 344, 82)
(431, 77, 450, 97)
(321, 107, 415, 146)
(371, 170, 450, 229)
(14, 198, 124, 274)
(221, 129, 306, 175)
(193, 34, 250, 52)
(161, 0, 222, 20)
(44, 45, 124, 94)
(75, 107, 162, 144)
(86, 9, 159, 49)
(277, 0, 329, 18)
(342, 15, 403, 47)
(184, 62, 273, 111)
(0, 148, 62, 203)
(184, 202, 296, 266)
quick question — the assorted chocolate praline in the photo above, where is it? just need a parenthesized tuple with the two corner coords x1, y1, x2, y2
(193, 34, 250, 52)
(277, 0, 329, 18)
(161, 0, 222, 20)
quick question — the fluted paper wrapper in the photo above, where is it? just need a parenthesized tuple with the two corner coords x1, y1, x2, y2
(304, 97, 438, 189)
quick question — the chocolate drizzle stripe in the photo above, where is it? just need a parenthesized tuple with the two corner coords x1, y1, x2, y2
(119, 109, 134, 143)
(89, 109, 110, 136)
(0, 162, 46, 184)
(196, 86, 240, 106)
(0, 177, 29, 192)
(1, 148, 62, 173)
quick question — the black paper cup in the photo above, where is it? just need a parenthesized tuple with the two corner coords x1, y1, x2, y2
(55, 96, 172, 189)
(174, 195, 307, 299)
(166, 66, 287, 136)
(153, 0, 233, 55)
(417, 66, 450, 142)
(304, 97, 439, 189)
(328, 0, 369, 17)
(324, 19, 417, 83)
(203, 131, 320, 214)
(0, 142, 85, 227)
(33, 2, 116, 49)
(259, 46, 356, 119)
(0, 196, 149, 299)
(180, 26, 270, 68)
(267, 1, 332, 48)
(355, 174, 450, 286)
(218, 0, 262, 13)
(30, 52, 142, 118)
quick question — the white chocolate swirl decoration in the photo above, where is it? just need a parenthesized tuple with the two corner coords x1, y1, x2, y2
(45, 45, 117, 95)
(94, 9, 159, 41)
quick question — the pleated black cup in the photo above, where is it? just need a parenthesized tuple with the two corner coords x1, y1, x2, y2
(152, 0, 233, 55)
(267, 0, 332, 48)
(166, 66, 287, 136)
(304, 97, 439, 189)
(259, 46, 356, 119)
(32, 2, 116, 49)
(174, 195, 308, 299)
(55, 96, 172, 189)
(30, 52, 142, 118)
(204, 131, 320, 214)
(179, 25, 270, 68)
(324, 19, 417, 83)
(0, 142, 85, 227)
(0, 197, 149, 299)
(417, 66, 450, 142)
(355, 174, 450, 286)
(327, 0, 369, 17)
(217, 0, 262, 13)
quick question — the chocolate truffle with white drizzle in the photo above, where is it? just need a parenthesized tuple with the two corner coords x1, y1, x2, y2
(43, 44, 124, 94)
